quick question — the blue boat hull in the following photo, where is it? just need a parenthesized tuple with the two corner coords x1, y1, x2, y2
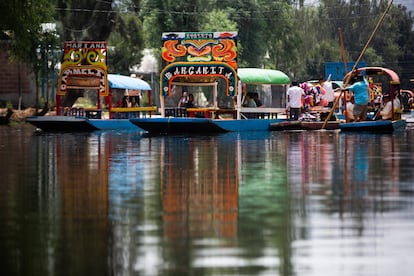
(130, 117, 285, 134)
(339, 120, 406, 133)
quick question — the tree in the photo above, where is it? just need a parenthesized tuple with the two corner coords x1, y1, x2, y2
(107, 13, 144, 74)
(199, 9, 238, 32)
(0, 0, 54, 62)
(56, 0, 116, 40)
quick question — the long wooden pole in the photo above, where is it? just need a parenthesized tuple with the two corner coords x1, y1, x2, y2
(338, 27, 349, 122)
(338, 27, 348, 74)
(322, 0, 393, 128)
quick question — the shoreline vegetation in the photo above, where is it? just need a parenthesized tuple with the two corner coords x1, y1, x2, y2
(0, 107, 54, 123)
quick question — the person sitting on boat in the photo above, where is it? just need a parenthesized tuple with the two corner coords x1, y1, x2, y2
(286, 81, 305, 120)
(184, 93, 195, 108)
(122, 96, 131, 107)
(343, 74, 369, 121)
(242, 93, 257, 107)
(252, 93, 264, 107)
(178, 91, 189, 107)
(378, 94, 393, 120)
(345, 95, 355, 122)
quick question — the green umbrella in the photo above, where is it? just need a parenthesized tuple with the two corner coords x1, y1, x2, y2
(237, 68, 290, 85)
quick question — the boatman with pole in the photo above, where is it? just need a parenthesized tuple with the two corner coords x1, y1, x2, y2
(342, 74, 370, 121)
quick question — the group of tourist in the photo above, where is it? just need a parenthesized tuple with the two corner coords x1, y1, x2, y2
(286, 73, 403, 122)
(287, 77, 335, 120)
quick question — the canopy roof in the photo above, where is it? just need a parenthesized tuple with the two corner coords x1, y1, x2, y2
(238, 68, 290, 85)
(108, 74, 152, 90)
(344, 67, 400, 84)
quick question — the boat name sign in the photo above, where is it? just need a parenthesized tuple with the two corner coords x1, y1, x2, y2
(161, 62, 237, 96)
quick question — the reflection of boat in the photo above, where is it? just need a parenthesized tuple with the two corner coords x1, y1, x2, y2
(338, 67, 406, 133)
(26, 41, 155, 132)
(270, 120, 340, 131)
(159, 132, 240, 239)
(130, 32, 290, 134)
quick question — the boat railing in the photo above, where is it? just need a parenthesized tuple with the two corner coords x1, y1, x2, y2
(164, 107, 237, 119)
(165, 107, 188, 117)
(60, 107, 89, 117)
(163, 107, 287, 119)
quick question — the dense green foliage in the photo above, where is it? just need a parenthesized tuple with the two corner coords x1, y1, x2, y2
(0, 0, 55, 66)
(2, 0, 414, 90)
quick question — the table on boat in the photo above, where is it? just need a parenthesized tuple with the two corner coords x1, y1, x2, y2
(109, 107, 157, 119)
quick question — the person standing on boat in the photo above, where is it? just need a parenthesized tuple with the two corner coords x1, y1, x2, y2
(320, 77, 335, 108)
(343, 74, 369, 121)
(286, 81, 304, 120)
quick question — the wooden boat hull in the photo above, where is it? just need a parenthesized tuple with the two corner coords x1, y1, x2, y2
(26, 116, 140, 132)
(130, 117, 285, 134)
(339, 120, 406, 133)
(270, 120, 340, 131)
(26, 116, 99, 132)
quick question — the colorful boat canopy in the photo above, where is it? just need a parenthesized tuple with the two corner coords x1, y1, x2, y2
(108, 74, 152, 90)
(238, 68, 290, 85)
(344, 67, 400, 84)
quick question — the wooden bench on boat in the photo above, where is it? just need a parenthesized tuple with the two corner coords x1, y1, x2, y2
(109, 107, 157, 119)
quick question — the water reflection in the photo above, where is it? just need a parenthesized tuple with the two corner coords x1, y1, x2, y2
(1, 125, 414, 275)
(287, 131, 414, 276)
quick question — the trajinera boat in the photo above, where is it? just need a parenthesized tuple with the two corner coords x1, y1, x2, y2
(338, 67, 406, 133)
(130, 31, 290, 134)
(26, 41, 156, 132)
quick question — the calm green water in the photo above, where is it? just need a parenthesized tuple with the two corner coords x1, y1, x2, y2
(1, 124, 414, 276)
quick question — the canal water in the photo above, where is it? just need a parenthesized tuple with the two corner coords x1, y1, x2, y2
(1, 124, 414, 276)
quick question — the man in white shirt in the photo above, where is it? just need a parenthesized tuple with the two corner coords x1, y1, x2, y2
(320, 77, 335, 108)
(286, 81, 304, 120)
